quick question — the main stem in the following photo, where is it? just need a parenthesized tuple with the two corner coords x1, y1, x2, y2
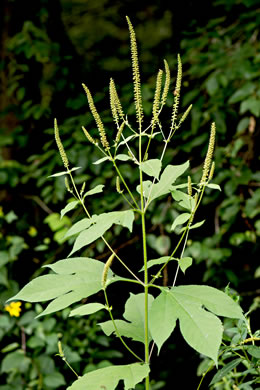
(139, 127, 150, 390)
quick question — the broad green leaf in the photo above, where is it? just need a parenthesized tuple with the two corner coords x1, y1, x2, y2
(93, 156, 110, 165)
(99, 293, 154, 344)
(140, 159, 162, 180)
(9, 258, 114, 317)
(137, 161, 189, 203)
(228, 82, 255, 104)
(179, 257, 192, 273)
(171, 213, 191, 231)
(172, 189, 195, 211)
(247, 345, 260, 359)
(149, 285, 244, 363)
(69, 210, 134, 256)
(84, 184, 104, 197)
(240, 97, 260, 117)
(189, 220, 205, 230)
(148, 161, 189, 203)
(60, 200, 79, 219)
(67, 363, 150, 390)
(206, 183, 221, 191)
(48, 167, 81, 177)
(36, 290, 87, 318)
(209, 358, 242, 385)
(9, 274, 81, 302)
(65, 218, 93, 238)
(69, 303, 106, 317)
(149, 290, 178, 353)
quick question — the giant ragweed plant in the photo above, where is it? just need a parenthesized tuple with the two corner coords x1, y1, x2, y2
(9, 17, 244, 390)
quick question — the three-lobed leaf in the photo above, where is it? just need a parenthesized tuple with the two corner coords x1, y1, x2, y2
(150, 285, 244, 363)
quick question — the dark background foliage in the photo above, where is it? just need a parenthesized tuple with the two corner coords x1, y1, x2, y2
(0, 0, 259, 388)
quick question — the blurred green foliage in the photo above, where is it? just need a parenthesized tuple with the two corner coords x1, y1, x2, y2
(0, 0, 259, 387)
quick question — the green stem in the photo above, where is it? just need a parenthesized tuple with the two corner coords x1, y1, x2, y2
(139, 129, 150, 390)
(103, 288, 143, 362)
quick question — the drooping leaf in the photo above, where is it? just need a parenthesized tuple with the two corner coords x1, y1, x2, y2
(150, 285, 244, 363)
(36, 289, 87, 318)
(69, 210, 134, 256)
(171, 213, 191, 231)
(65, 218, 93, 238)
(140, 159, 162, 180)
(179, 257, 192, 273)
(69, 303, 106, 317)
(99, 293, 154, 344)
(67, 363, 150, 390)
(60, 200, 79, 219)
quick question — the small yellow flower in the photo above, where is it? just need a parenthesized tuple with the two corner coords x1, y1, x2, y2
(28, 226, 37, 237)
(0, 207, 4, 218)
(5, 301, 22, 317)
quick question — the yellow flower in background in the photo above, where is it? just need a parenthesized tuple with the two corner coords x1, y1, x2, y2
(0, 207, 4, 218)
(28, 226, 37, 237)
(5, 301, 22, 317)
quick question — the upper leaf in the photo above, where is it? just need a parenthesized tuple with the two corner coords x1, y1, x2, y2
(140, 159, 162, 180)
(69, 210, 135, 256)
(67, 363, 150, 390)
(137, 161, 189, 204)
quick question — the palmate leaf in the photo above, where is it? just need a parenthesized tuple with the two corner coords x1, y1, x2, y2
(150, 285, 244, 363)
(67, 363, 150, 390)
(9, 258, 114, 317)
(68, 210, 135, 256)
(99, 293, 154, 344)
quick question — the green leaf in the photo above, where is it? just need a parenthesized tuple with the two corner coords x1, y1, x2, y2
(137, 161, 189, 203)
(43, 372, 66, 388)
(171, 213, 191, 231)
(228, 82, 255, 104)
(155, 236, 171, 256)
(60, 200, 79, 219)
(247, 345, 260, 359)
(209, 358, 242, 385)
(115, 154, 132, 162)
(172, 190, 195, 211)
(139, 256, 174, 272)
(206, 183, 221, 191)
(99, 293, 154, 344)
(69, 303, 106, 317)
(93, 156, 110, 165)
(36, 290, 87, 318)
(84, 184, 105, 197)
(1, 350, 31, 373)
(69, 210, 134, 256)
(67, 363, 150, 390)
(140, 159, 162, 180)
(150, 285, 244, 363)
(48, 167, 81, 177)
(240, 98, 260, 117)
(9, 258, 114, 317)
(189, 220, 205, 229)
(65, 218, 93, 238)
(9, 274, 82, 302)
(179, 257, 192, 273)
(149, 290, 178, 353)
